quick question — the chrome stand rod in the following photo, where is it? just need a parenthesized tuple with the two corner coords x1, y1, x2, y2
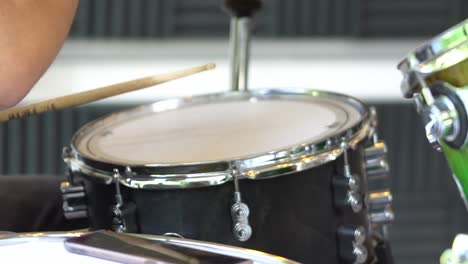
(229, 17, 251, 92)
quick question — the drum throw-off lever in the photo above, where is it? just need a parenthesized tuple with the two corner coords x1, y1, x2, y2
(230, 172, 252, 242)
(112, 168, 126, 233)
(333, 141, 363, 213)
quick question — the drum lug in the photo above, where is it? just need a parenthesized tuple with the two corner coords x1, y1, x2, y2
(61, 147, 88, 220)
(364, 137, 394, 239)
(364, 141, 390, 181)
(230, 169, 252, 242)
(337, 225, 368, 264)
(60, 181, 88, 220)
(368, 190, 394, 238)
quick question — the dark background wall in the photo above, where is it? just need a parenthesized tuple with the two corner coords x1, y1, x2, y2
(68, 0, 468, 38)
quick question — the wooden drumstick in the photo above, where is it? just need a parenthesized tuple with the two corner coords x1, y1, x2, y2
(0, 63, 215, 123)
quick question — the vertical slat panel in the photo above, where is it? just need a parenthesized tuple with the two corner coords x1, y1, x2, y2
(92, 0, 109, 37)
(333, 0, 345, 35)
(129, 0, 143, 37)
(7, 120, 21, 174)
(262, 0, 281, 36)
(283, 1, 297, 36)
(316, 0, 330, 36)
(300, 0, 314, 35)
(110, 0, 125, 37)
(161, 0, 176, 37)
(72, 0, 91, 37)
(350, 0, 362, 36)
(25, 116, 39, 174)
(68, 0, 461, 38)
(144, 0, 160, 37)
(42, 113, 57, 174)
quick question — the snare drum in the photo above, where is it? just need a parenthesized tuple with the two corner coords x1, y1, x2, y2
(62, 89, 394, 263)
(0, 231, 296, 264)
(398, 19, 468, 205)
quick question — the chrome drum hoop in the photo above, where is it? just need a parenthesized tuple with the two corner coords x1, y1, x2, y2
(66, 88, 371, 189)
(398, 19, 468, 97)
(0, 231, 298, 264)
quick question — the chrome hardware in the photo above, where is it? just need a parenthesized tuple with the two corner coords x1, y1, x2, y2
(347, 192, 363, 213)
(334, 176, 360, 193)
(353, 226, 367, 245)
(61, 146, 88, 220)
(125, 166, 134, 177)
(364, 141, 387, 159)
(365, 141, 390, 180)
(422, 95, 460, 151)
(337, 225, 368, 264)
(398, 19, 468, 97)
(68, 89, 372, 189)
(369, 107, 379, 143)
(0, 231, 299, 264)
(224, 0, 262, 92)
(368, 190, 392, 206)
(333, 141, 363, 213)
(228, 17, 250, 91)
(369, 205, 395, 225)
(365, 158, 389, 179)
(60, 181, 87, 220)
(368, 190, 394, 240)
(368, 190, 394, 225)
(163, 233, 185, 239)
(353, 244, 369, 264)
(338, 141, 363, 213)
(112, 169, 126, 233)
(230, 171, 252, 242)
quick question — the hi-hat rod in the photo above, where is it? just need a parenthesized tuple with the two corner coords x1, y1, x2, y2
(224, 0, 263, 92)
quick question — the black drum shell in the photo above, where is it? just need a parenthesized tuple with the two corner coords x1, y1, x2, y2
(78, 144, 374, 264)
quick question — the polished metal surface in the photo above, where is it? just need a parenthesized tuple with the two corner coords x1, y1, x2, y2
(67, 89, 370, 189)
(60, 181, 88, 220)
(111, 169, 126, 233)
(398, 19, 468, 97)
(353, 244, 368, 264)
(369, 206, 395, 225)
(365, 141, 390, 180)
(368, 190, 394, 238)
(353, 226, 366, 245)
(0, 230, 86, 246)
(229, 17, 251, 91)
(337, 225, 368, 264)
(0, 231, 298, 264)
(230, 176, 252, 242)
(333, 142, 364, 213)
(347, 191, 363, 213)
(424, 95, 460, 144)
(368, 190, 393, 208)
(412, 82, 468, 149)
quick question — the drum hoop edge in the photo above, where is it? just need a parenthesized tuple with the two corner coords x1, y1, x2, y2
(67, 88, 371, 189)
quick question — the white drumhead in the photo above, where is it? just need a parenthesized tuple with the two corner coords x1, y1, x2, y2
(74, 93, 363, 165)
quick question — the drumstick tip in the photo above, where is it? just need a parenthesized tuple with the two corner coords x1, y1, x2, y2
(205, 63, 216, 70)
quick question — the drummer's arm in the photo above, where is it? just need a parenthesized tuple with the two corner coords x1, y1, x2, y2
(0, 0, 79, 107)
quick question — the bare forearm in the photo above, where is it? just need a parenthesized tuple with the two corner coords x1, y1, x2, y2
(0, 0, 78, 107)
